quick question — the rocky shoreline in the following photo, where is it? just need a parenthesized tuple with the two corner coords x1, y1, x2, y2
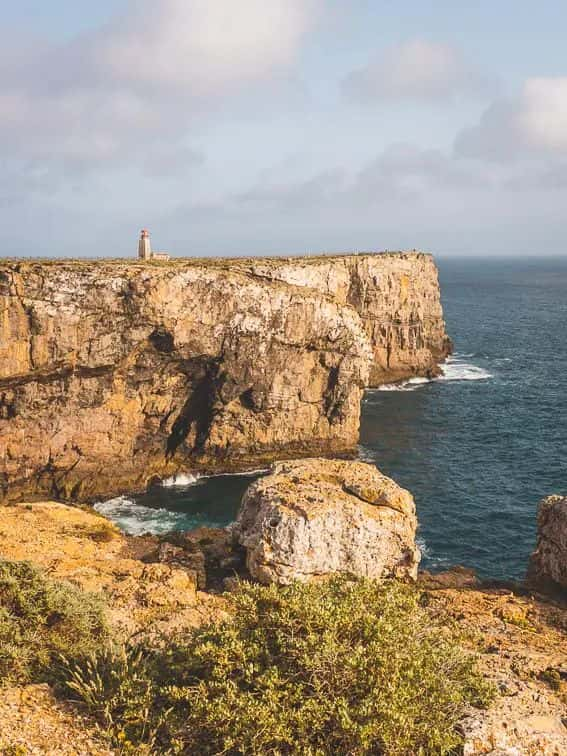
(1, 252, 565, 753)
(0, 459, 565, 754)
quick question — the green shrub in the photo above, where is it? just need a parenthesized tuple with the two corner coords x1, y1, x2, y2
(0, 561, 109, 685)
(63, 644, 164, 754)
(65, 577, 493, 755)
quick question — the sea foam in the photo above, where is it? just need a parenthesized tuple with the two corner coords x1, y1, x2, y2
(372, 354, 492, 392)
(160, 472, 201, 488)
(94, 495, 189, 536)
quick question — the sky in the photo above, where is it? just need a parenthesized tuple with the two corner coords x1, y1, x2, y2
(2, 1, 567, 258)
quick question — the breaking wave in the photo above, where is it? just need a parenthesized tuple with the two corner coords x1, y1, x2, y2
(437, 357, 493, 382)
(372, 355, 492, 392)
(160, 469, 268, 487)
(160, 473, 201, 487)
(94, 496, 191, 536)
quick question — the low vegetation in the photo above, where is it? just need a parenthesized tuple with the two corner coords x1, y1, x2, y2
(1, 561, 493, 754)
(0, 561, 108, 685)
(64, 578, 492, 755)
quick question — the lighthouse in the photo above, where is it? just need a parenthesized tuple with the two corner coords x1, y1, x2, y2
(138, 228, 152, 260)
(137, 228, 170, 261)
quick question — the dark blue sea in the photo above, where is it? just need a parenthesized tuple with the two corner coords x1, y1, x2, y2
(96, 258, 567, 581)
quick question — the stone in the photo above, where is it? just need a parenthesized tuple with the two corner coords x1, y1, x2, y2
(0, 252, 450, 503)
(0, 500, 200, 637)
(177, 526, 247, 589)
(527, 495, 567, 593)
(156, 541, 207, 589)
(419, 566, 480, 590)
(234, 458, 420, 585)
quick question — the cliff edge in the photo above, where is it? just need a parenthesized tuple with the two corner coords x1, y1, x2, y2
(0, 252, 450, 502)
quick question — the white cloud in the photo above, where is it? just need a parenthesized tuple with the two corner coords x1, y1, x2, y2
(0, 0, 319, 186)
(95, 0, 319, 93)
(456, 77, 567, 160)
(343, 39, 494, 104)
(172, 143, 495, 233)
(355, 143, 491, 198)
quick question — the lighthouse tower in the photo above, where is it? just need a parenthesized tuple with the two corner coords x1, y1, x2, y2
(138, 229, 152, 260)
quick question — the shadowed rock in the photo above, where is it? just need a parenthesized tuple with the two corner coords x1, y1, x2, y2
(527, 495, 567, 594)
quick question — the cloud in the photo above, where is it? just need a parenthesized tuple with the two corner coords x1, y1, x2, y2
(143, 147, 205, 179)
(343, 39, 494, 105)
(456, 77, 567, 160)
(94, 0, 320, 94)
(355, 144, 491, 199)
(0, 0, 319, 187)
(164, 142, 496, 252)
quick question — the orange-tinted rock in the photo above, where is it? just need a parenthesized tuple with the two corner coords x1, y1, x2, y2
(0, 253, 450, 502)
(235, 458, 420, 584)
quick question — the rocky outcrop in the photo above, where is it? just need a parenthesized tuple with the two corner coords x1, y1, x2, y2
(422, 574, 567, 755)
(234, 458, 420, 584)
(0, 501, 199, 637)
(528, 495, 567, 593)
(0, 252, 449, 503)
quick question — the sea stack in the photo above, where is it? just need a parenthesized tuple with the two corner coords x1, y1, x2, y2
(527, 495, 567, 593)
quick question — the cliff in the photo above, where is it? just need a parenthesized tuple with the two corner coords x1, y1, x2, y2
(0, 252, 450, 503)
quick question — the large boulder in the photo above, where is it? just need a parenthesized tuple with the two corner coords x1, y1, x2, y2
(528, 495, 567, 592)
(235, 459, 420, 585)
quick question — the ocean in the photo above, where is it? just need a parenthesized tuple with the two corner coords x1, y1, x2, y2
(96, 257, 567, 581)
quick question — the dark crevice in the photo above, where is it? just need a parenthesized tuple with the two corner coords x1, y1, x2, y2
(166, 358, 223, 459)
(149, 327, 175, 354)
(323, 364, 346, 424)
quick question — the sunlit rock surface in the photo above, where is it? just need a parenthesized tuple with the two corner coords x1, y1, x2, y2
(0, 252, 450, 502)
(235, 458, 420, 584)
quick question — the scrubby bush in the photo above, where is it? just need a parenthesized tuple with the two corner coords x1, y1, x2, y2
(65, 577, 493, 755)
(0, 560, 108, 685)
(63, 644, 162, 754)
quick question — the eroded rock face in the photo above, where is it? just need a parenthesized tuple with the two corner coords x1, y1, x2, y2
(235, 458, 420, 584)
(0, 253, 449, 502)
(247, 253, 452, 385)
(528, 495, 567, 592)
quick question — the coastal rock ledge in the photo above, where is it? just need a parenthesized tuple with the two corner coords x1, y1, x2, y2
(528, 495, 567, 593)
(234, 458, 420, 584)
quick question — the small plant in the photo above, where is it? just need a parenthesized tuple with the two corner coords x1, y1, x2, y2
(63, 644, 161, 753)
(69, 519, 119, 543)
(539, 666, 561, 692)
(0, 561, 109, 685)
(0, 745, 28, 756)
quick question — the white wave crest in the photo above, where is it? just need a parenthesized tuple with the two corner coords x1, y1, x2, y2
(437, 357, 492, 382)
(357, 444, 376, 463)
(160, 472, 200, 487)
(372, 354, 492, 392)
(94, 496, 188, 536)
(206, 468, 269, 478)
(416, 537, 430, 558)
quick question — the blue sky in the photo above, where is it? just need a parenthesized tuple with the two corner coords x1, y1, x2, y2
(3, 1, 567, 257)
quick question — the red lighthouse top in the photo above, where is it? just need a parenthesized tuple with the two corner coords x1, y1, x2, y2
(141, 228, 150, 238)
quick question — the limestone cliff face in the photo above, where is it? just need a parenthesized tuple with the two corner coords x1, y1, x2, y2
(245, 253, 451, 384)
(0, 253, 449, 502)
